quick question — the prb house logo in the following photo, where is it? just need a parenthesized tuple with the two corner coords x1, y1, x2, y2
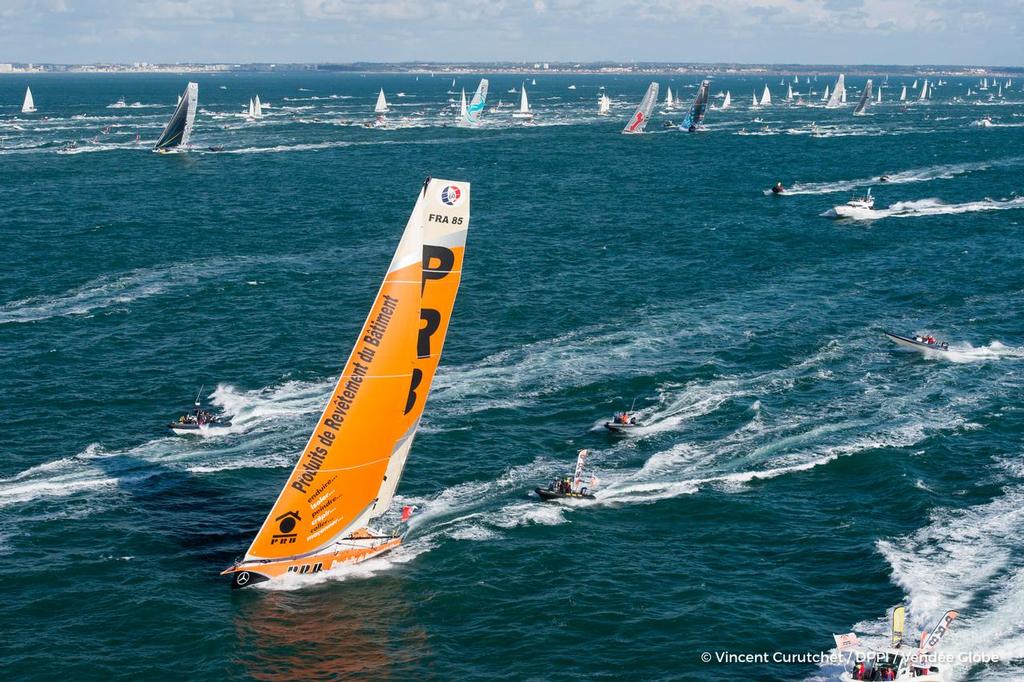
(440, 185, 462, 206)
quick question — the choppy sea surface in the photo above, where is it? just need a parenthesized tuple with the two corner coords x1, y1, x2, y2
(2, 72, 1023, 680)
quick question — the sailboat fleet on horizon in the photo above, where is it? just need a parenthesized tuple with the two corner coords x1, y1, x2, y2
(10, 67, 1011, 152)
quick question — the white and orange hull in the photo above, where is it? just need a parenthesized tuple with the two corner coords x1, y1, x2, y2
(222, 531, 402, 589)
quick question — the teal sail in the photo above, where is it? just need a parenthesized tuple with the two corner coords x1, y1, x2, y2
(680, 80, 709, 132)
(460, 79, 489, 127)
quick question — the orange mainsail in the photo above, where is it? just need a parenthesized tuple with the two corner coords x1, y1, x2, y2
(226, 178, 470, 585)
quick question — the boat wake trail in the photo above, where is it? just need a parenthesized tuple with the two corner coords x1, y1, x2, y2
(869, 464, 1024, 680)
(929, 341, 1024, 364)
(834, 196, 1024, 222)
(775, 159, 1021, 196)
(0, 260, 239, 324)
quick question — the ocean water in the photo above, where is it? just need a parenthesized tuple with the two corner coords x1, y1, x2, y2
(1, 72, 1023, 680)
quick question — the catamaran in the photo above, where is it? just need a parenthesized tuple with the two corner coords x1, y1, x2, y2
(21, 86, 36, 114)
(512, 82, 533, 120)
(680, 80, 709, 132)
(458, 79, 488, 127)
(221, 177, 471, 589)
(598, 93, 611, 115)
(835, 606, 954, 681)
(622, 82, 658, 134)
(760, 84, 772, 106)
(853, 79, 873, 116)
(826, 74, 845, 108)
(153, 82, 198, 153)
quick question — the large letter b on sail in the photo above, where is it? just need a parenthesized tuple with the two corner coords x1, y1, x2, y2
(404, 369, 423, 415)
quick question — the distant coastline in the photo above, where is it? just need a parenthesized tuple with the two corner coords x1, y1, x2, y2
(1, 61, 1022, 78)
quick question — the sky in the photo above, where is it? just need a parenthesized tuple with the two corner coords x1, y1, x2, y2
(1, 0, 1023, 67)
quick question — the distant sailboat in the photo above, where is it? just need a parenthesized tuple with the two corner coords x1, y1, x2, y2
(247, 98, 255, 118)
(458, 89, 468, 121)
(154, 82, 198, 152)
(998, 84, 1003, 98)
(532, 78, 537, 86)
(760, 85, 772, 106)
(826, 74, 845, 108)
(822, 85, 830, 102)
(721, 91, 731, 109)
(665, 86, 674, 108)
(512, 82, 533, 120)
(622, 82, 658, 134)
(221, 176, 471, 589)
(912, 79, 918, 89)
(853, 79, 873, 116)
(21, 86, 36, 114)
(919, 79, 928, 102)
(786, 84, 793, 101)
(598, 93, 611, 116)
(458, 79, 488, 127)
(900, 85, 907, 102)
(375, 88, 389, 114)
(680, 80, 709, 131)
(876, 86, 882, 104)
(254, 95, 263, 118)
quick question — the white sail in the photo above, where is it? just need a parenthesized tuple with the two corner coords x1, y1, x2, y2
(622, 81, 658, 134)
(458, 88, 468, 121)
(21, 86, 36, 113)
(247, 98, 254, 117)
(722, 91, 731, 109)
(532, 78, 536, 86)
(760, 85, 771, 106)
(912, 79, 918, 88)
(826, 74, 845, 108)
(853, 79, 872, 116)
(665, 86, 674, 108)
(598, 93, 611, 115)
(375, 88, 389, 114)
(876, 86, 882, 103)
(786, 84, 793, 101)
(253, 95, 263, 119)
(823, 84, 830, 101)
(919, 79, 928, 101)
(512, 82, 533, 119)
(752, 91, 758, 107)
(998, 84, 1003, 97)
(900, 85, 907, 101)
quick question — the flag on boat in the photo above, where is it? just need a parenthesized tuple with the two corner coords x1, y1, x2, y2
(917, 610, 958, 655)
(833, 633, 861, 651)
(889, 605, 906, 648)
(573, 449, 589, 491)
